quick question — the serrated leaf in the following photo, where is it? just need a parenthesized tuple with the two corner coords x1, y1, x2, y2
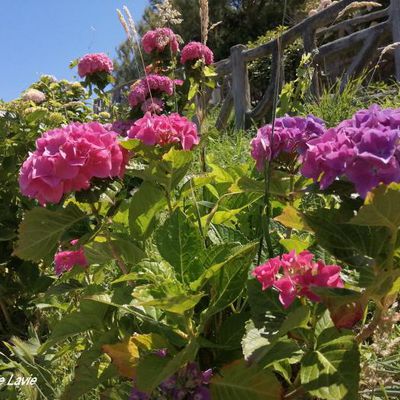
(304, 209, 390, 268)
(14, 204, 87, 262)
(202, 243, 258, 319)
(211, 360, 283, 400)
(350, 183, 400, 233)
(300, 327, 360, 400)
(155, 209, 204, 284)
(129, 182, 167, 239)
(84, 238, 145, 266)
(138, 292, 205, 314)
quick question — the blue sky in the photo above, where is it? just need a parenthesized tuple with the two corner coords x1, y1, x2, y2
(0, 0, 149, 101)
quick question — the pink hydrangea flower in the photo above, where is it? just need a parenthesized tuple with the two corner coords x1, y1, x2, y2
(54, 240, 88, 275)
(19, 122, 129, 205)
(181, 42, 214, 65)
(253, 250, 344, 308)
(77, 53, 113, 78)
(128, 74, 174, 109)
(127, 112, 199, 150)
(141, 98, 164, 114)
(142, 28, 179, 54)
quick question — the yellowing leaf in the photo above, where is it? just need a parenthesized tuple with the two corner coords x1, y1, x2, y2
(275, 206, 309, 231)
(102, 333, 169, 378)
(102, 338, 139, 378)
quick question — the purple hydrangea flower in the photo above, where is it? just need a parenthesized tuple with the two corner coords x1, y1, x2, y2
(301, 105, 400, 197)
(251, 115, 326, 170)
(130, 359, 212, 400)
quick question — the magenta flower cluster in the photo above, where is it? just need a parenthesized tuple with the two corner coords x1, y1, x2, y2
(251, 115, 326, 171)
(128, 74, 175, 110)
(253, 250, 343, 308)
(301, 105, 400, 197)
(142, 28, 180, 55)
(54, 240, 88, 276)
(131, 361, 212, 400)
(181, 42, 214, 65)
(127, 112, 200, 151)
(77, 53, 113, 78)
(19, 122, 128, 205)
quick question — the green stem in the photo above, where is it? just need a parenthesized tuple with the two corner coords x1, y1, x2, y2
(164, 189, 173, 214)
(190, 179, 206, 245)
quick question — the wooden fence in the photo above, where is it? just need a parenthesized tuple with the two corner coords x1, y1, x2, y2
(214, 0, 400, 130)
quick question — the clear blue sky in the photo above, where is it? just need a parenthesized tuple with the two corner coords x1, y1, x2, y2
(0, 0, 149, 101)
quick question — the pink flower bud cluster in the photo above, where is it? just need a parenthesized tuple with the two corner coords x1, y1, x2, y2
(128, 74, 175, 111)
(54, 240, 88, 275)
(253, 250, 343, 308)
(19, 122, 128, 205)
(127, 112, 200, 151)
(77, 53, 114, 78)
(142, 28, 180, 55)
(181, 42, 214, 65)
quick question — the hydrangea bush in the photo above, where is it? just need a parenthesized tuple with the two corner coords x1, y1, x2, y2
(2, 20, 400, 400)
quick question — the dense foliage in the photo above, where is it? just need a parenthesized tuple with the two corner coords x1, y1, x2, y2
(1, 5, 400, 400)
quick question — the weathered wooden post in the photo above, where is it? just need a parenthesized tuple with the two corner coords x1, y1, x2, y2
(391, 0, 400, 81)
(230, 44, 251, 130)
(303, 27, 320, 97)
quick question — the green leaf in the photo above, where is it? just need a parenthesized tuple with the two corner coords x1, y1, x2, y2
(350, 183, 400, 233)
(138, 292, 205, 315)
(14, 204, 87, 262)
(40, 298, 109, 351)
(202, 243, 258, 319)
(155, 209, 204, 284)
(136, 340, 199, 393)
(211, 360, 283, 400)
(280, 238, 310, 253)
(84, 238, 145, 266)
(188, 79, 199, 100)
(192, 243, 256, 291)
(277, 306, 310, 338)
(304, 209, 390, 268)
(61, 330, 118, 399)
(247, 279, 286, 329)
(203, 65, 218, 77)
(162, 147, 193, 191)
(129, 182, 167, 240)
(300, 327, 360, 400)
(243, 303, 310, 361)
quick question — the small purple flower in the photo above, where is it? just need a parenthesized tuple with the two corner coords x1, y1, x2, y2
(172, 388, 187, 400)
(193, 387, 211, 400)
(202, 369, 213, 384)
(130, 387, 150, 400)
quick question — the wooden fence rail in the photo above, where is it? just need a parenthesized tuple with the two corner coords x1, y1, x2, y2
(214, 0, 400, 130)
